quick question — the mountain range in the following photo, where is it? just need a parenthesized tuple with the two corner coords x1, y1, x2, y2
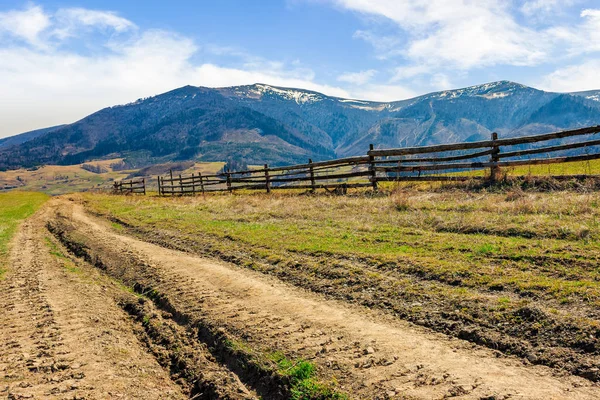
(1, 81, 600, 170)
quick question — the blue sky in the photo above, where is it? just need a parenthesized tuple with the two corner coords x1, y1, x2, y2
(1, 0, 600, 137)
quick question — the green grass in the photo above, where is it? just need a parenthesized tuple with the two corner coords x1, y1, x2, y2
(44, 236, 83, 274)
(268, 352, 347, 400)
(82, 191, 600, 307)
(80, 188, 600, 384)
(45, 237, 67, 259)
(445, 158, 600, 178)
(475, 243, 498, 255)
(0, 191, 49, 279)
(110, 221, 125, 231)
(222, 340, 347, 399)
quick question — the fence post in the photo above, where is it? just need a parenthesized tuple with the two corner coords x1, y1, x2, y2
(309, 159, 316, 192)
(226, 170, 232, 193)
(264, 164, 271, 193)
(191, 173, 196, 195)
(489, 132, 500, 183)
(157, 175, 162, 196)
(179, 174, 183, 195)
(169, 170, 174, 197)
(368, 144, 378, 191)
(142, 178, 146, 195)
(199, 172, 205, 194)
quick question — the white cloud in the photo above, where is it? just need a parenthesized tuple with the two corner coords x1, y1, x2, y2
(539, 59, 600, 92)
(520, 0, 579, 17)
(0, 34, 350, 136)
(391, 66, 453, 91)
(352, 30, 404, 60)
(578, 9, 600, 53)
(52, 8, 136, 40)
(430, 73, 453, 90)
(4, 1, 600, 138)
(337, 0, 547, 70)
(322, 0, 600, 94)
(337, 69, 377, 85)
(0, 4, 136, 48)
(0, 5, 50, 48)
(58, 8, 135, 31)
(391, 65, 431, 81)
(545, 8, 600, 56)
(351, 84, 417, 102)
(0, 4, 351, 137)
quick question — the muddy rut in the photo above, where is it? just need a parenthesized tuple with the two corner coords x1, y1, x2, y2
(0, 206, 186, 399)
(21, 196, 594, 399)
(3, 196, 600, 399)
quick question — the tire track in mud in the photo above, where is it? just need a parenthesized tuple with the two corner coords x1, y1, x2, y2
(49, 197, 600, 399)
(0, 206, 186, 399)
(0, 219, 68, 399)
(94, 207, 600, 383)
(118, 291, 260, 399)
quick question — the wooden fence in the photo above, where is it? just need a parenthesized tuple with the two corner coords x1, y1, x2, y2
(116, 125, 600, 195)
(113, 178, 145, 194)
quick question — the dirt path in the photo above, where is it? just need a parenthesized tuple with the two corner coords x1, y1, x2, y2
(0, 205, 187, 399)
(48, 197, 600, 399)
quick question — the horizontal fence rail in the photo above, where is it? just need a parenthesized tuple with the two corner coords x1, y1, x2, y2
(111, 125, 600, 196)
(114, 178, 145, 194)
(367, 125, 600, 157)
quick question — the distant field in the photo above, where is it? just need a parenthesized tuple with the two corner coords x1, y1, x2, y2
(0, 160, 226, 195)
(0, 159, 130, 195)
(83, 187, 600, 382)
(0, 191, 48, 277)
(1, 156, 600, 198)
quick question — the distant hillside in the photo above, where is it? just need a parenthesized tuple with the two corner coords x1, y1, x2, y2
(0, 125, 65, 150)
(1, 81, 600, 170)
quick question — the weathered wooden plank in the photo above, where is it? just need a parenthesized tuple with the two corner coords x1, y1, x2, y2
(368, 144, 377, 191)
(379, 175, 486, 182)
(264, 164, 271, 193)
(375, 149, 494, 164)
(226, 171, 232, 193)
(229, 170, 370, 184)
(369, 125, 600, 157)
(375, 151, 600, 172)
(272, 182, 372, 190)
(498, 138, 600, 159)
(309, 159, 316, 191)
(268, 155, 370, 172)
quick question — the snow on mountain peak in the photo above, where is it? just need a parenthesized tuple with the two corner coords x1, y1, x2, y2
(243, 84, 325, 104)
(586, 94, 600, 102)
(431, 81, 531, 100)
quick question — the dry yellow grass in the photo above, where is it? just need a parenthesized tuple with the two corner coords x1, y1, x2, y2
(0, 159, 131, 195)
(81, 187, 600, 381)
(0, 160, 227, 195)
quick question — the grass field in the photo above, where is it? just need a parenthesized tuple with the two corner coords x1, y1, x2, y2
(0, 160, 226, 195)
(0, 159, 131, 195)
(0, 191, 48, 278)
(82, 185, 600, 381)
(442, 158, 600, 178)
(84, 189, 600, 303)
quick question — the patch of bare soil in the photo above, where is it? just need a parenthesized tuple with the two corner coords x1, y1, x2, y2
(0, 203, 258, 399)
(48, 197, 600, 399)
(92, 208, 600, 384)
(0, 207, 184, 399)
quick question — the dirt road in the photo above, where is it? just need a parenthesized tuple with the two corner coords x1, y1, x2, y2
(51, 197, 600, 399)
(2, 196, 600, 399)
(0, 206, 186, 399)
